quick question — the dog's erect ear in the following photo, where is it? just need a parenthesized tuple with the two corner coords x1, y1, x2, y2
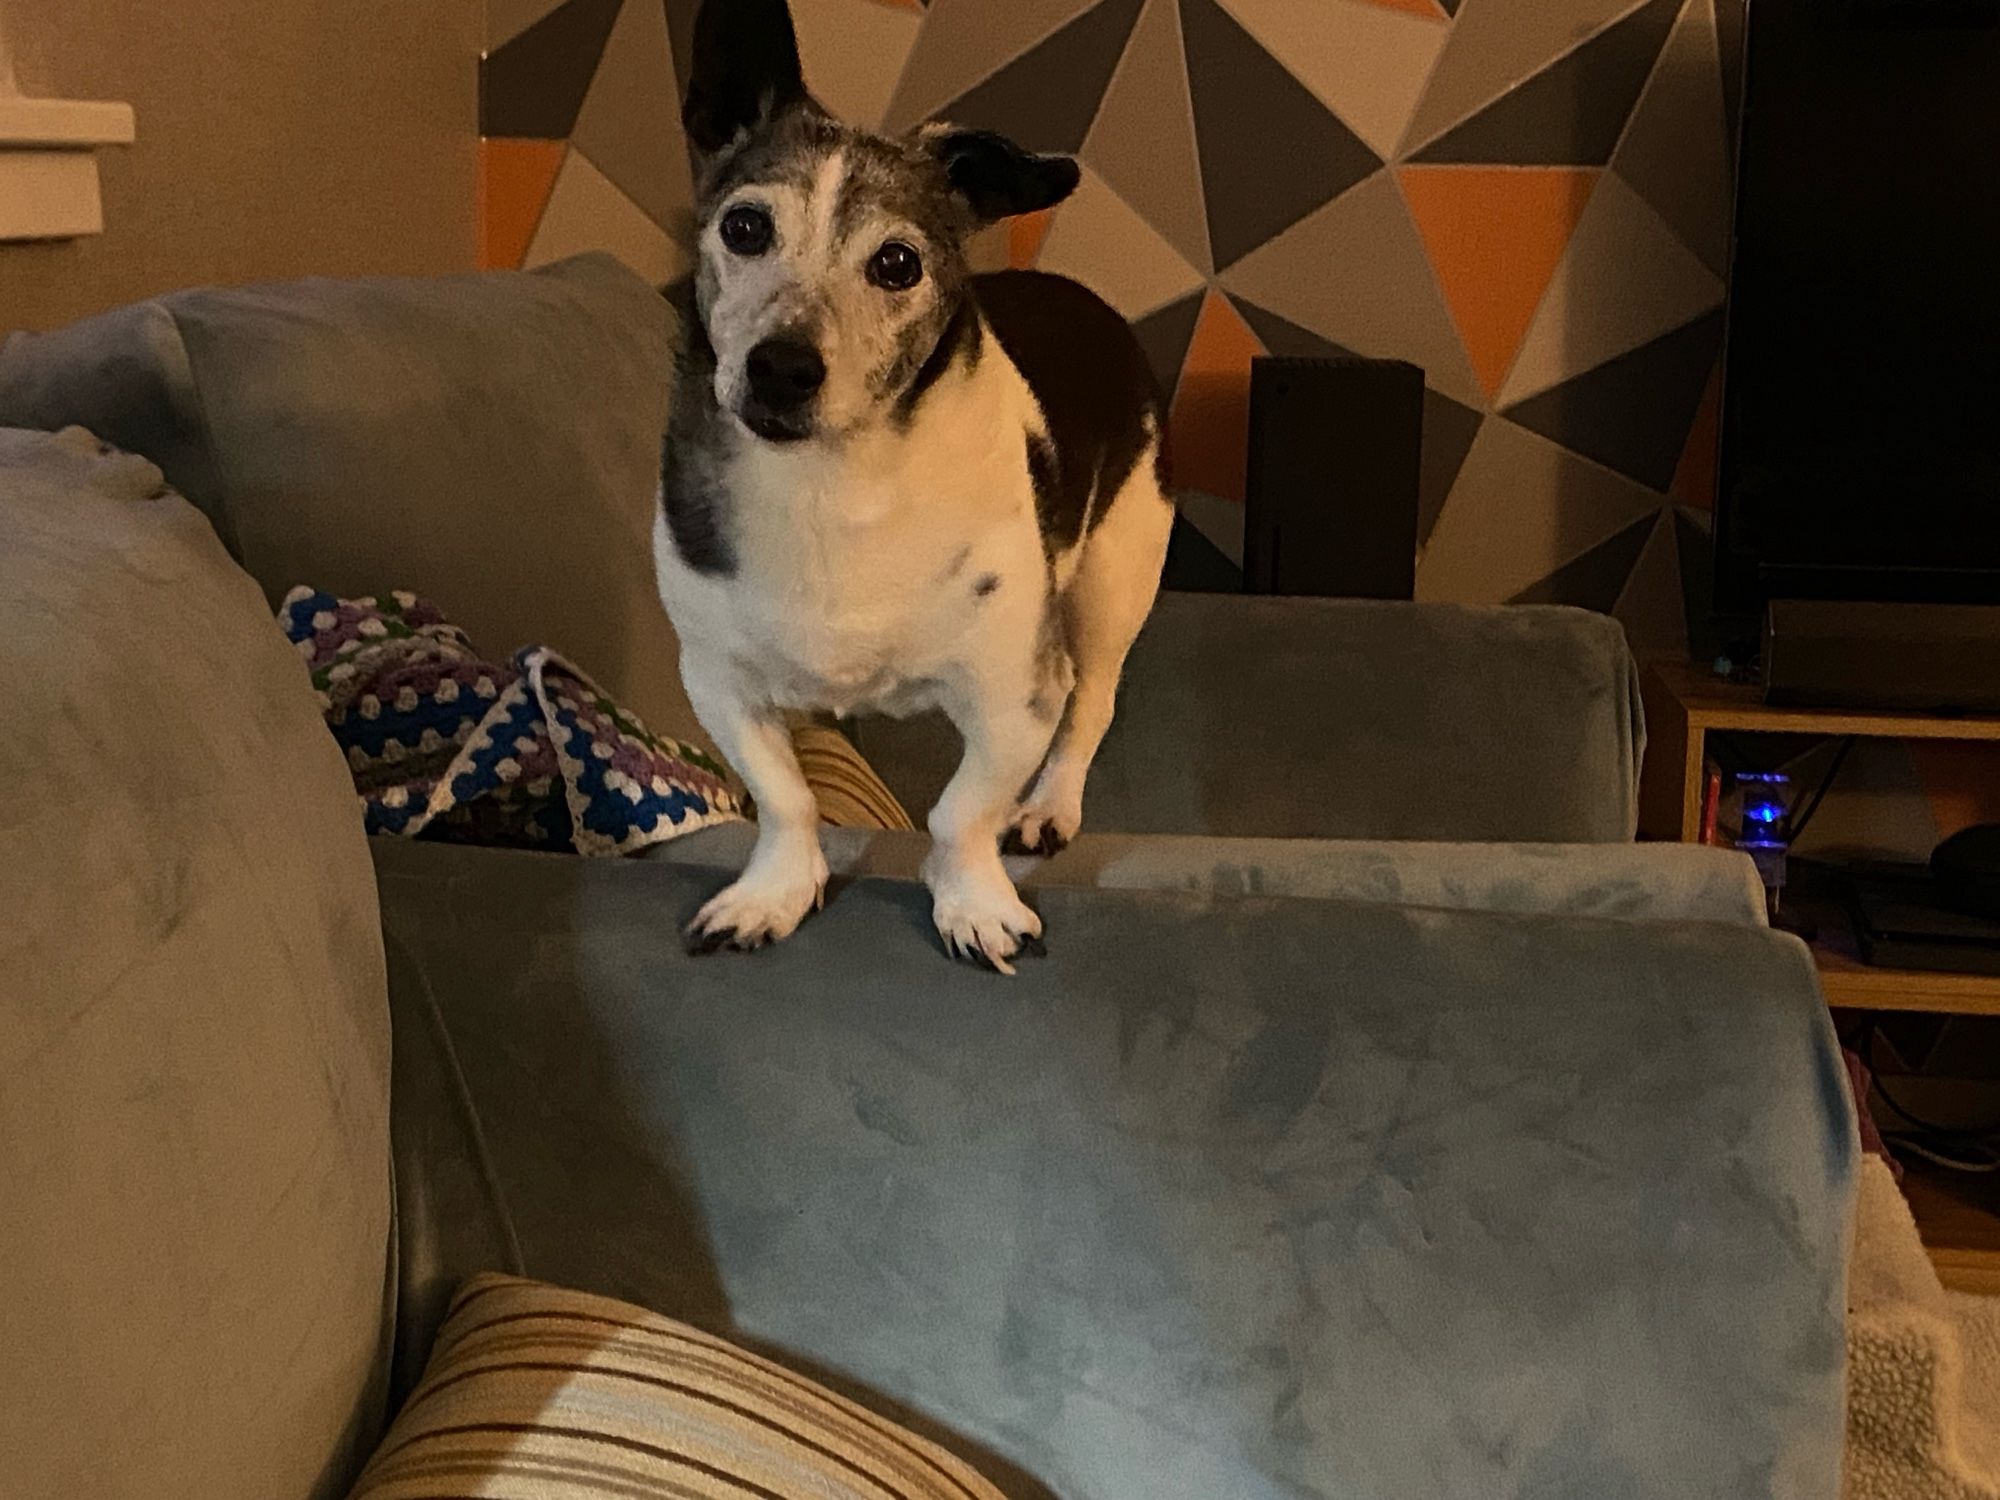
(929, 129, 1081, 224)
(683, 0, 811, 156)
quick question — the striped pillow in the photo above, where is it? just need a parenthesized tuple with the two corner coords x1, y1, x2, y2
(790, 721, 916, 832)
(349, 1275, 1007, 1500)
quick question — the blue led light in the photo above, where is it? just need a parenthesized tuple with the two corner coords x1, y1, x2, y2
(1747, 801, 1785, 825)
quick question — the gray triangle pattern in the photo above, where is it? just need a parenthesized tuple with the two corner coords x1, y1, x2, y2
(1180, 0, 1381, 270)
(1409, 0, 1680, 165)
(934, 0, 1146, 153)
(1508, 510, 1659, 611)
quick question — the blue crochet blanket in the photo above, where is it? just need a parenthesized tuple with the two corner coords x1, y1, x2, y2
(280, 588, 740, 853)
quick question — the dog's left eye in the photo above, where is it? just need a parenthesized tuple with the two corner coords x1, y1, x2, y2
(867, 241, 923, 292)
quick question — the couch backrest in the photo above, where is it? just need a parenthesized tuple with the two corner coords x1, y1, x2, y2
(0, 429, 393, 1500)
(852, 593, 1648, 843)
(0, 253, 705, 757)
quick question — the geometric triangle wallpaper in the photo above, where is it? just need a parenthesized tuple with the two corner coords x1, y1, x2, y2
(483, 0, 1739, 651)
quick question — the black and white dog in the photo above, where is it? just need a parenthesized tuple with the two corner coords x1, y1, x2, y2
(656, 0, 1172, 972)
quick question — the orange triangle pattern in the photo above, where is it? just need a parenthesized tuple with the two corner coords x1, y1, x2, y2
(1670, 361, 1722, 509)
(1352, 0, 1451, 19)
(1397, 165, 1597, 400)
(1009, 208, 1055, 268)
(1167, 290, 1266, 504)
(481, 138, 566, 270)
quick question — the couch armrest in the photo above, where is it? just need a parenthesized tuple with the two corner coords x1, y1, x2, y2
(0, 428, 394, 1500)
(849, 593, 1646, 843)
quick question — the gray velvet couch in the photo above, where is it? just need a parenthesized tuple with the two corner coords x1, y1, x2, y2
(0, 261, 1853, 1500)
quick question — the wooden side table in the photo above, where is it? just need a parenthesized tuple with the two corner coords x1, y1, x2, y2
(1638, 658, 2000, 1292)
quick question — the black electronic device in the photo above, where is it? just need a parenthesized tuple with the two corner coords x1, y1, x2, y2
(1715, 0, 2000, 615)
(1243, 355, 1423, 600)
(1762, 599, 2000, 712)
(1840, 859, 2000, 976)
(1933, 823, 2000, 921)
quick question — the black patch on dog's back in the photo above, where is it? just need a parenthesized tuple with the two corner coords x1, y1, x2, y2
(974, 271, 1165, 556)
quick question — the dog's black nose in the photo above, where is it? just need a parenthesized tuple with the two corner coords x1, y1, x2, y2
(745, 339, 826, 412)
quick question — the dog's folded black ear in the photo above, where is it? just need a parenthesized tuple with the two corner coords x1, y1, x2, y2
(930, 129, 1082, 223)
(683, 0, 811, 156)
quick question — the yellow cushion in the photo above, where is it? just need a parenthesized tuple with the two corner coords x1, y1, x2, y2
(349, 1274, 1006, 1500)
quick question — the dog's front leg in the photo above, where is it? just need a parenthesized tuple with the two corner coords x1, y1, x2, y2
(681, 655, 828, 953)
(925, 672, 1058, 973)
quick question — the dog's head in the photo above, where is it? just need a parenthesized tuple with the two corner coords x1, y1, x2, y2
(682, 0, 1078, 445)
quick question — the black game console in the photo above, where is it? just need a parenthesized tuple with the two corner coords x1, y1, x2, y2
(1933, 822, 2000, 921)
(1838, 845, 2000, 976)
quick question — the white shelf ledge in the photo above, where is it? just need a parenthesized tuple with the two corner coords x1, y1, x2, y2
(0, 92, 135, 240)
(0, 94, 134, 147)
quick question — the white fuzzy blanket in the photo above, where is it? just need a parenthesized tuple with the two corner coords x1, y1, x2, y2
(1845, 1155, 2000, 1498)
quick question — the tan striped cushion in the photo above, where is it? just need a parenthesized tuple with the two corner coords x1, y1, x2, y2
(790, 721, 916, 832)
(348, 1275, 1006, 1500)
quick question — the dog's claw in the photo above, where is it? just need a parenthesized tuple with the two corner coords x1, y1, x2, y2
(1017, 932, 1047, 960)
(685, 925, 734, 957)
(953, 940, 1001, 973)
(1002, 821, 1071, 859)
(688, 921, 791, 955)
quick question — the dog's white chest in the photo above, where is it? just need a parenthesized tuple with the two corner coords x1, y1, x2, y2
(657, 419, 1041, 719)
(746, 551, 929, 714)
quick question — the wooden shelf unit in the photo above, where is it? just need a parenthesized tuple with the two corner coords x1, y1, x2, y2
(1640, 659, 2000, 850)
(1639, 659, 2000, 1288)
(1640, 660, 2000, 1021)
(1816, 949, 2000, 1018)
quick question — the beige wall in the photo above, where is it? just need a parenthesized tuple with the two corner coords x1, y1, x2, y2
(0, 0, 479, 333)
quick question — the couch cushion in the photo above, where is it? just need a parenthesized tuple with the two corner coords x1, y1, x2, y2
(0, 428, 394, 1500)
(0, 253, 703, 753)
(351, 1274, 1011, 1500)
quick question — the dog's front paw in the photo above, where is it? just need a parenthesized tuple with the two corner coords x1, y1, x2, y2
(928, 862, 1045, 975)
(686, 850, 828, 955)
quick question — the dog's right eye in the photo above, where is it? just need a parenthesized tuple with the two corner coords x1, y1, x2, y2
(719, 205, 773, 257)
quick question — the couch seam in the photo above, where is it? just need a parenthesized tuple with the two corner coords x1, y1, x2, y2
(386, 918, 528, 1277)
(160, 301, 248, 563)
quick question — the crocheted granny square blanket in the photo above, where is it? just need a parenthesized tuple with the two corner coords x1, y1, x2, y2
(280, 588, 740, 853)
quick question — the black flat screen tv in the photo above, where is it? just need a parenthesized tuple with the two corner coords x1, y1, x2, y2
(1715, 0, 2000, 613)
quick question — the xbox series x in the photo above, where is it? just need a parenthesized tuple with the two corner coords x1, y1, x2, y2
(1243, 355, 1424, 600)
